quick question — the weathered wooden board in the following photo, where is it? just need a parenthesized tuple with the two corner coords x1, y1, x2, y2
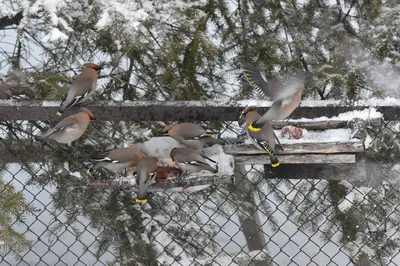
(234, 154, 356, 164)
(87, 174, 235, 192)
(224, 142, 365, 155)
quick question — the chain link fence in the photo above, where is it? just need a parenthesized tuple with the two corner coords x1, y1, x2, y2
(0, 106, 399, 266)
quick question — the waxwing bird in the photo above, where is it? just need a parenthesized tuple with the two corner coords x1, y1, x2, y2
(35, 107, 96, 146)
(170, 147, 219, 174)
(162, 123, 219, 151)
(241, 63, 305, 132)
(136, 157, 158, 203)
(87, 147, 147, 175)
(239, 106, 280, 167)
(56, 63, 103, 116)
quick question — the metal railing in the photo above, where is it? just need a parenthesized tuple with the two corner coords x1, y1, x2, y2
(0, 102, 399, 266)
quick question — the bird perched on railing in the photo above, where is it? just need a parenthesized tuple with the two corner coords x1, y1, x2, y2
(241, 63, 306, 132)
(35, 107, 96, 146)
(136, 157, 158, 204)
(162, 123, 219, 151)
(86, 147, 146, 175)
(170, 147, 219, 174)
(239, 106, 280, 167)
(56, 63, 103, 116)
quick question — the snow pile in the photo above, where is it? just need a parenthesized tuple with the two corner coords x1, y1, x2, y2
(275, 128, 354, 144)
(293, 107, 382, 122)
(131, 137, 234, 193)
(133, 137, 234, 176)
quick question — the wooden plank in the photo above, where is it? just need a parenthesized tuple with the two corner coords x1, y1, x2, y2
(81, 162, 368, 183)
(86, 174, 235, 192)
(271, 118, 382, 130)
(263, 160, 367, 181)
(0, 99, 398, 121)
(0, 139, 364, 163)
(224, 142, 365, 155)
(234, 154, 356, 164)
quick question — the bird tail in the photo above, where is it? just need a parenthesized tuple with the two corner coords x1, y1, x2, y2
(270, 156, 280, 168)
(213, 165, 220, 174)
(241, 62, 271, 95)
(35, 130, 55, 141)
(57, 94, 68, 116)
(136, 189, 148, 203)
(201, 131, 215, 137)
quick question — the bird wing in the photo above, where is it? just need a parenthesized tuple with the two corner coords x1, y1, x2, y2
(144, 170, 157, 185)
(53, 116, 79, 132)
(183, 151, 211, 166)
(102, 149, 143, 164)
(274, 75, 305, 101)
(253, 100, 283, 126)
(242, 63, 272, 98)
(178, 124, 210, 140)
(63, 76, 94, 108)
(36, 116, 78, 140)
(242, 63, 305, 102)
(73, 75, 95, 95)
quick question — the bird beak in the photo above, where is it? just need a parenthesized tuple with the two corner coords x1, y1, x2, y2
(96, 66, 103, 74)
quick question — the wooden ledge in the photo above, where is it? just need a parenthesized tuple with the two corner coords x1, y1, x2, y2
(86, 174, 235, 192)
(0, 99, 397, 121)
(224, 142, 365, 155)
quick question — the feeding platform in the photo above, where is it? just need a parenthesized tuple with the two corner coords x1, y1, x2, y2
(0, 99, 395, 186)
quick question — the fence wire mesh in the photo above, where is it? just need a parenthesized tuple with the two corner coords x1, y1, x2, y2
(0, 108, 399, 266)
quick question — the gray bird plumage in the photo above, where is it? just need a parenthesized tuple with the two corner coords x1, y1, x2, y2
(162, 123, 219, 151)
(170, 147, 218, 174)
(136, 157, 158, 203)
(57, 63, 102, 116)
(87, 147, 147, 174)
(239, 107, 280, 167)
(242, 63, 305, 130)
(35, 107, 95, 146)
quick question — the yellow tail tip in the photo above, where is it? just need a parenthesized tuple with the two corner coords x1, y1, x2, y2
(248, 123, 261, 132)
(56, 111, 62, 116)
(204, 133, 214, 137)
(85, 169, 91, 175)
(216, 171, 221, 175)
(271, 161, 280, 168)
(136, 199, 148, 203)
